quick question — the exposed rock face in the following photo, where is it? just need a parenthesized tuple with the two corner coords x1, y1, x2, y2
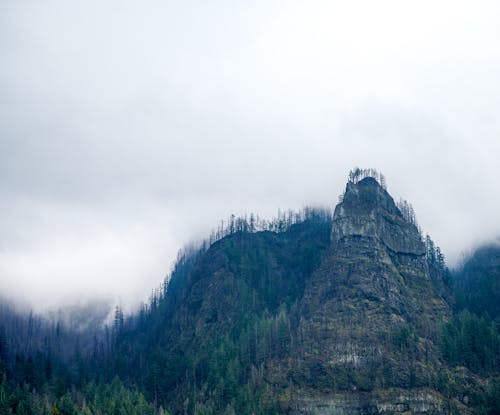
(290, 389, 452, 415)
(332, 178, 425, 256)
(302, 176, 449, 334)
(287, 177, 453, 413)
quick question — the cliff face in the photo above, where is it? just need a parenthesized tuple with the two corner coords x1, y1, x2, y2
(300, 177, 449, 338)
(284, 177, 455, 413)
(331, 178, 425, 256)
(290, 390, 449, 415)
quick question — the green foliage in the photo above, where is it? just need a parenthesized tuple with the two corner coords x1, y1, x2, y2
(190, 308, 291, 413)
(440, 310, 500, 373)
(0, 376, 12, 415)
(392, 324, 417, 353)
(0, 375, 161, 415)
(454, 245, 500, 320)
(483, 378, 500, 415)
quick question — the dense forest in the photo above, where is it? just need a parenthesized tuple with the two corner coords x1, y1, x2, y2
(0, 208, 334, 414)
(0, 170, 499, 414)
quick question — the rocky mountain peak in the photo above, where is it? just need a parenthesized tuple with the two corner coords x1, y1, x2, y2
(333, 176, 425, 256)
(341, 176, 398, 214)
(291, 173, 454, 411)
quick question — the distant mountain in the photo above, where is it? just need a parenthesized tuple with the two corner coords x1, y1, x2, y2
(454, 243, 500, 320)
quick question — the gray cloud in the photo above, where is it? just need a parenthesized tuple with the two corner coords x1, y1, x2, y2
(1, 0, 500, 311)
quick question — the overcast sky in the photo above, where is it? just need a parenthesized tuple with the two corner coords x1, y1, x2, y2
(1, 0, 500, 312)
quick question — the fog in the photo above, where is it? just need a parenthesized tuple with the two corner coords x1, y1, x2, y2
(1, 0, 500, 311)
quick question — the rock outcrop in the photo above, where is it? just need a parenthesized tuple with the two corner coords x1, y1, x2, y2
(286, 176, 455, 413)
(331, 177, 425, 256)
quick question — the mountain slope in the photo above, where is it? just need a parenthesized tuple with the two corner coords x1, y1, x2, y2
(115, 213, 334, 413)
(112, 174, 495, 414)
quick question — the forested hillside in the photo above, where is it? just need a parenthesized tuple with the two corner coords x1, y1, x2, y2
(0, 170, 499, 414)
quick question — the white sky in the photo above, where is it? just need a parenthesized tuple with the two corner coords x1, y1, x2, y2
(1, 0, 500, 311)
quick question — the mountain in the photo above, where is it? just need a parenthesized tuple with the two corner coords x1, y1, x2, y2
(283, 177, 453, 412)
(1, 170, 499, 414)
(113, 173, 493, 414)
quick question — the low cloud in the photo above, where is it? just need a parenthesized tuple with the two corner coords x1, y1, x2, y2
(1, 0, 500, 310)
